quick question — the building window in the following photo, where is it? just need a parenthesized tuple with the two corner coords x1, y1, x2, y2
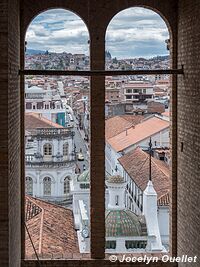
(106, 240, 116, 249)
(25, 176, 33, 196)
(43, 177, 51, 196)
(64, 177, 70, 194)
(43, 143, 52, 156)
(63, 143, 68, 156)
(125, 240, 147, 249)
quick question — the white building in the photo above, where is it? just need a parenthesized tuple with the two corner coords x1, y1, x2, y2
(25, 113, 76, 203)
(105, 115, 169, 176)
(71, 171, 165, 253)
(123, 81, 154, 103)
(118, 147, 170, 248)
(25, 84, 66, 127)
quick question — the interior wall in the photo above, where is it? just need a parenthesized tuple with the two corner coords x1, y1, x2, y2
(0, 0, 20, 266)
(177, 1, 200, 266)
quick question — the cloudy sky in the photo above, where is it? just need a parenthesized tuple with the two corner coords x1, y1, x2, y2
(26, 8, 169, 58)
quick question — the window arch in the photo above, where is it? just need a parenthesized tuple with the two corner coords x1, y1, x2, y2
(25, 176, 33, 195)
(64, 176, 71, 194)
(21, 2, 178, 262)
(43, 177, 51, 196)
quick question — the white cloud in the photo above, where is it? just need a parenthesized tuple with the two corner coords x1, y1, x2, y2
(26, 7, 169, 57)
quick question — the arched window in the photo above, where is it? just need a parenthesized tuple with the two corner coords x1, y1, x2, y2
(25, 176, 33, 195)
(64, 176, 70, 194)
(43, 177, 51, 196)
(43, 143, 52, 156)
(63, 143, 69, 159)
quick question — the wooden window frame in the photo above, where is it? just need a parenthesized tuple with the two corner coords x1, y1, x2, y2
(21, 67, 183, 262)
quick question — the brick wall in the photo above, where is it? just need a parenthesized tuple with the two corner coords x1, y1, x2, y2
(0, 0, 20, 266)
(8, 0, 21, 265)
(0, 1, 9, 265)
(177, 1, 200, 266)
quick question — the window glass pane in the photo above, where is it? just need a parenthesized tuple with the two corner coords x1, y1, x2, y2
(105, 7, 170, 254)
(24, 8, 90, 259)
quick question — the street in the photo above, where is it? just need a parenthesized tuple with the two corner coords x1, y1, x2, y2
(72, 116, 89, 173)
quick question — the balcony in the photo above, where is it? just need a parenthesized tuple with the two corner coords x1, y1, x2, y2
(25, 154, 76, 168)
(31, 128, 74, 139)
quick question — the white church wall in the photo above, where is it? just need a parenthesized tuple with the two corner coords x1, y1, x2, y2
(157, 206, 169, 246)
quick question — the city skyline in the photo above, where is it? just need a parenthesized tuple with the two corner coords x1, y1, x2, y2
(26, 7, 169, 58)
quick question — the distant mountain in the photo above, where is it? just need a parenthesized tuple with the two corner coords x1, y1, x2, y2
(151, 55, 169, 60)
(26, 49, 46, 55)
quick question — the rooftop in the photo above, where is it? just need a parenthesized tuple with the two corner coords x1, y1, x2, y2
(107, 116, 169, 152)
(107, 175, 124, 184)
(25, 196, 78, 258)
(105, 115, 144, 140)
(118, 147, 170, 205)
(25, 113, 63, 130)
(106, 210, 146, 237)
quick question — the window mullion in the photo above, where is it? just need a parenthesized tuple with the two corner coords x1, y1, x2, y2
(90, 35, 105, 259)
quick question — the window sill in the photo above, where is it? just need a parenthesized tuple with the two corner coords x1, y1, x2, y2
(22, 253, 178, 267)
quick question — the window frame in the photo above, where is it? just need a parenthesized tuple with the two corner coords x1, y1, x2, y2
(20, 5, 181, 263)
(43, 177, 52, 196)
(25, 176, 33, 196)
(43, 143, 53, 157)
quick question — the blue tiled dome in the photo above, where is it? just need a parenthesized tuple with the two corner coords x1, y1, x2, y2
(106, 210, 144, 237)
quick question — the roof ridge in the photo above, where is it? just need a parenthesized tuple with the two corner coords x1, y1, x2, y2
(30, 196, 73, 213)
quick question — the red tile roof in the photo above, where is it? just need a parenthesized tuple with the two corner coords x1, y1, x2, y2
(118, 147, 170, 205)
(105, 115, 144, 140)
(25, 196, 78, 258)
(162, 111, 170, 117)
(25, 113, 63, 130)
(108, 116, 169, 152)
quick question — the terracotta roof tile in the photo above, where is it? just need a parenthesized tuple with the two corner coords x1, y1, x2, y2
(105, 115, 144, 140)
(118, 147, 170, 204)
(108, 116, 169, 152)
(25, 196, 78, 258)
(157, 192, 170, 206)
(25, 113, 63, 130)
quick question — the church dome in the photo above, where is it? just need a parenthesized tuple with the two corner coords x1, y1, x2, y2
(77, 170, 90, 182)
(106, 210, 144, 237)
(77, 170, 109, 182)
(107, 174, 124, 184)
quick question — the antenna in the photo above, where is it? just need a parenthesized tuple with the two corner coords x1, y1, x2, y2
(149, 137, 152, 181)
